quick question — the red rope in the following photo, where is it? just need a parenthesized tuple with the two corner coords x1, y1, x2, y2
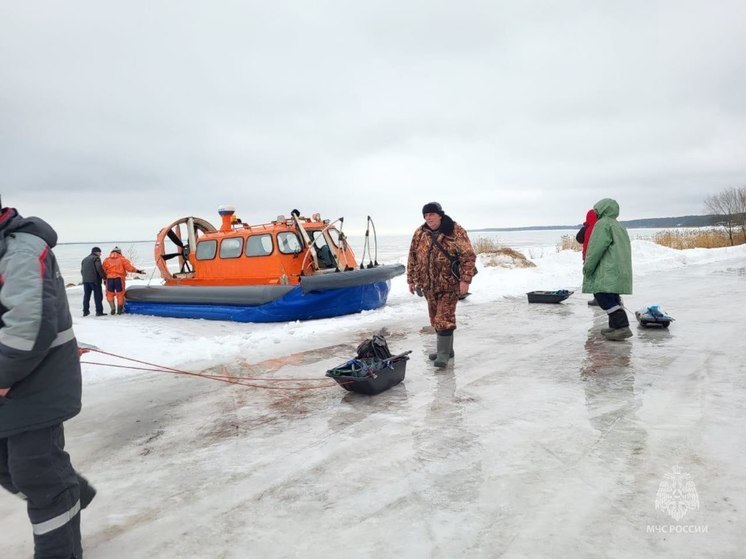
(80, 349, 347, 390)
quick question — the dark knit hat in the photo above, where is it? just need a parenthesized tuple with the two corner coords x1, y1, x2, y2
(91, 246, 101, 253)
(422, 202, 444, 217)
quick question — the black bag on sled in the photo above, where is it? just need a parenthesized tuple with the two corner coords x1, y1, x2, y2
(355, 335, 392, 360)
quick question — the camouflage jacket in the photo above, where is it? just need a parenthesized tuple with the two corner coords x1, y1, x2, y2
(407, 215, 477, 294)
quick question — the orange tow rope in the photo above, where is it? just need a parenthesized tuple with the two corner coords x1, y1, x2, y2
(80, 348, 347, 391)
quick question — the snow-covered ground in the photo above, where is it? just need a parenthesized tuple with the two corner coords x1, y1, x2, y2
(3, 239, 746, 558)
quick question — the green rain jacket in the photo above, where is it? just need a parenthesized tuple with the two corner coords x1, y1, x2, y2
(582, 198, 633, 294)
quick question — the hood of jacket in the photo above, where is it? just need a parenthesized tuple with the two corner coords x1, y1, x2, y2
(593, 198, 620, 220)
(0, 208, 58, 259)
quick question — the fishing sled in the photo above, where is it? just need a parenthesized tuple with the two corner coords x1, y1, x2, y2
(635, 305, 674, 328)
(326, 335, 410, 395)
(527, 289, 573, 304)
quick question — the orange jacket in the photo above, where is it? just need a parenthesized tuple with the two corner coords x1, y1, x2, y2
(102, 252, 138, 280)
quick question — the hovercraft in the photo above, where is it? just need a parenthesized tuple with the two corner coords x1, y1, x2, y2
(124, 207, 404, 322)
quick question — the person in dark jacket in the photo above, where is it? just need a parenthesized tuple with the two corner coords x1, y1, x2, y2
(582, 198, 633, 341)
(407, 202, 477, 368)
(0, 205, 96, 558)
(80, 246, 106, 316)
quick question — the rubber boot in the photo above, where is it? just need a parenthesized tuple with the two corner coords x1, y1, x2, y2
(78, 474, 97, 510)
(117, 305, 125, 315)
(603, 326, 633, 341)
(429, 346, 455, 361)
(429, 349, 455, 361)
(429, 329, 455, 360)
(602, 309, 632, 340)
(109, 300, 117, 315)
(608, 308, 630, 329)
(433, 334, 453, 368)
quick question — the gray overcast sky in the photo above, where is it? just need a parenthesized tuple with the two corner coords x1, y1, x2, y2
(2, 1, 745, 242)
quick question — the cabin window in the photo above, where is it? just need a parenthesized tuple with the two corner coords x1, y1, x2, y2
(195, 239, 217, 260)
(246, 234, 273, 257)
(277, 232, 302, 254)
(305, 231, 335, 269)
(219, 237, 243, 259)
(327, 228, 342, 248)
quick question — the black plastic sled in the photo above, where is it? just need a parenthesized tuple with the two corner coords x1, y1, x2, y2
(326, 351, 411, 395)
(635, 305, 674, 328)
(527, 290, 573, 304)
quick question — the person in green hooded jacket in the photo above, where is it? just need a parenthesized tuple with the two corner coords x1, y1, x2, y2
(582, 198, 633, 341)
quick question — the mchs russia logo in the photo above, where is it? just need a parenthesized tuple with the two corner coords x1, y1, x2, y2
(655, 465, 700, 521)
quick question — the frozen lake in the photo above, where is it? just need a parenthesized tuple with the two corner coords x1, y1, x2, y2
(3, 236, 745, 558)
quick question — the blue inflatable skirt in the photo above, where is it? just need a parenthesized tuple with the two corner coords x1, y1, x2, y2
(124, 281, 392, 323)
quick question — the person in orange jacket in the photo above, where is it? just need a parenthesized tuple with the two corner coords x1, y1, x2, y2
(102, 247, 144, 315)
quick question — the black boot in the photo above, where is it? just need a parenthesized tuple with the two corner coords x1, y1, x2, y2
(603, 309, 632, 341)
(603, 326, 632, 341)
(429, 329, 455, 361)
(434, 333, 454, 368)
(77, 474, 97, 510)
(429, 347, 455, 361)
(608, 308, 630, 329)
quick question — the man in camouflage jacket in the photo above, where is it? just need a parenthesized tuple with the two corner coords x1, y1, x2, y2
(407, 202, 477, 368)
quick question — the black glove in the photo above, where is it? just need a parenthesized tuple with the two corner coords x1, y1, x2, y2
(136, 269, 145, 274)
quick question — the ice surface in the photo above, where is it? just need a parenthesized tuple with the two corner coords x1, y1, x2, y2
(2, 241, 745, 558)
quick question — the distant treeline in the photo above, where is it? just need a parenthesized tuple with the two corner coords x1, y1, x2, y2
(474, 214, 718, 232)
